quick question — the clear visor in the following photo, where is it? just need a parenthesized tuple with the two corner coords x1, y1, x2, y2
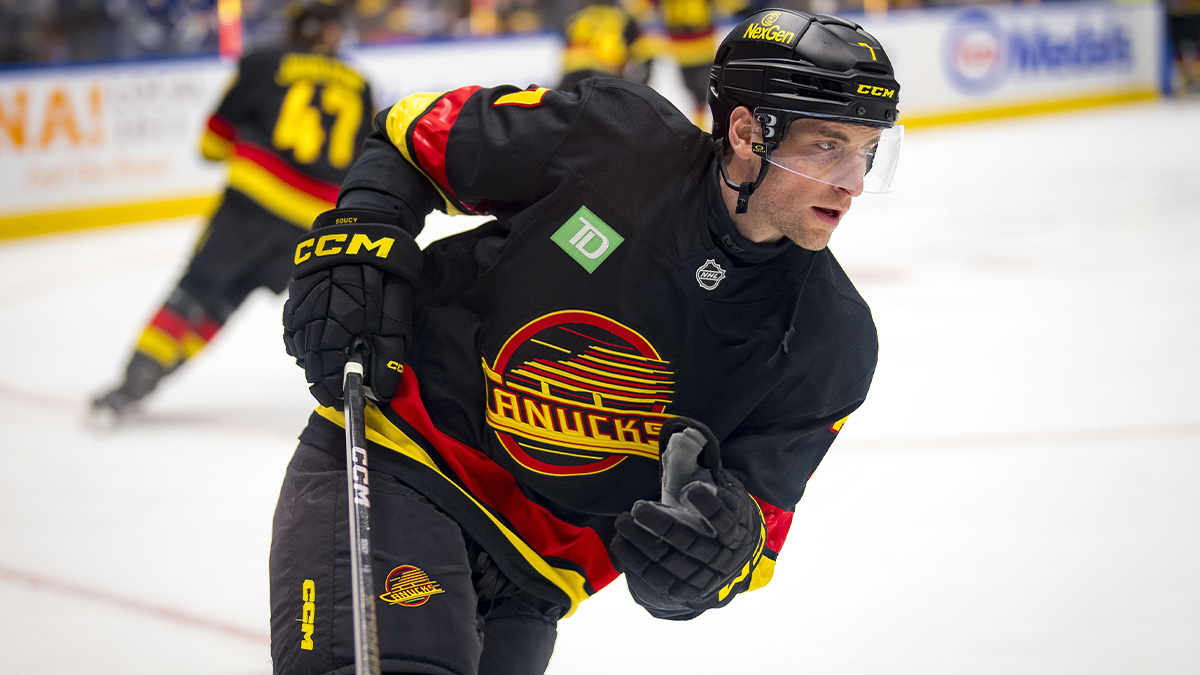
(755, 114, 904, 195)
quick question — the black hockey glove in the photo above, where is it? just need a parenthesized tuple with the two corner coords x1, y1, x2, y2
(283, 208, 423, 408)
(611, 417, 766, 620)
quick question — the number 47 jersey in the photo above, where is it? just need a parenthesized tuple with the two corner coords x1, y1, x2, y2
(199, 46, 375, 229)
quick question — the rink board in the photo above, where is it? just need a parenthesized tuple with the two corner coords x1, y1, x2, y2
(0, 1, 1165, 239)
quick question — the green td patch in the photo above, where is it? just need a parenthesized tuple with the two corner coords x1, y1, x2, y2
(551, 206, 623, 273)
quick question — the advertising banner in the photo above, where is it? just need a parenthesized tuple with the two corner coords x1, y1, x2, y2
(0, 3, 1165, 238)
(0, 37, 562, 238)
(0, 61, 231, 229)
(868, 1, 1164, 123)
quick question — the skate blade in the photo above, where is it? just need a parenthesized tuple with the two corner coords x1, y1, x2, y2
(85, 397, 138, 431)
(87, 404, 123, 431)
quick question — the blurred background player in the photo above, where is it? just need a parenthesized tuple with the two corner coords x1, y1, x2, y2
(1168, 0, 1200, 94)
(557, 0, 656, 90)
(650, 0, 753, 126)
(91, 0, 375, 421)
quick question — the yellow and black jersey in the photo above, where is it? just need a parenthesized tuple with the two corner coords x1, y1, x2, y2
(302, 78, 877, 616)
(200, 46, 375, 228)
(654, 0, 716, 67)
(559, 3, 655, 87)
(651, 0, 749, 67)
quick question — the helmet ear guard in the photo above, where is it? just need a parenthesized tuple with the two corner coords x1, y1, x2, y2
(716, 137, 772, 215)
(756, 111, 782, 144)
(713, 106, 773, 215)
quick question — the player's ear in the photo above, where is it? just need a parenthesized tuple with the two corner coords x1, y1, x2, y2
(727, 106, 756, 161)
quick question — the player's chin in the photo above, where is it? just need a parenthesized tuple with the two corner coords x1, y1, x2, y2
(789, 227, 833, 251)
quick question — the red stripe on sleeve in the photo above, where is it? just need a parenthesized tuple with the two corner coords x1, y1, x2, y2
(232, 142, 341, 203)
(206, 114, 235, 142)
(390, 368, 619, 591)
(409, 86, 485, 215)
(752, 496, 794, 555)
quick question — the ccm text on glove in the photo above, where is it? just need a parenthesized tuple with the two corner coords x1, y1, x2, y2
(283, 208, 423, 408)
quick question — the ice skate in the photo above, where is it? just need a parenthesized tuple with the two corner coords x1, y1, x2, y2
(88, 354, 168, 426)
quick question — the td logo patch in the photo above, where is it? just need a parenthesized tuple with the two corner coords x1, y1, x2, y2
(552, 206, 623, 273)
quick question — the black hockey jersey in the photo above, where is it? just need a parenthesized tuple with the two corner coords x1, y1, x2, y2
(200, 46, 374, 227)
(301, 78, 877, 616)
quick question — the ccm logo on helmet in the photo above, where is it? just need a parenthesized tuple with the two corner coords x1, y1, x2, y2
(294, 232, 395, 264)
(856, 84, 896, 99)
(743, 22, 796, 46)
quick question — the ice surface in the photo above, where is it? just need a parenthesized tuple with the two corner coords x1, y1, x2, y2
(1, 99, 1197, 674)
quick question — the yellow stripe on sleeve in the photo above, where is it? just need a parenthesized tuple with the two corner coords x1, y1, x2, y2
(383, 92, 470, 217)
(226, 157, 332, 227)
(493, 87, 549, 107)
(199, 129, 233, 161)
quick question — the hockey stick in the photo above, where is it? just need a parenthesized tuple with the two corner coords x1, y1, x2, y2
(344, 353, 381, 675)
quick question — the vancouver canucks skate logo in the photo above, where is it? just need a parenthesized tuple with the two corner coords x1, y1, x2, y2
(379, 565, 445, 607)
(483, 311, 675, 476)
(695, 259, 726, 290)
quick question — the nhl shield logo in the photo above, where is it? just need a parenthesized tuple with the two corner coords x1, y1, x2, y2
(695, 259, 726, 290)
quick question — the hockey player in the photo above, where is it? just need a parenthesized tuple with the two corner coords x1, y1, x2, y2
(557, 1, 655, 90)
(652, 0, 750, 126)
(91, 0, 373, 419)
(273, 8, 902, 674)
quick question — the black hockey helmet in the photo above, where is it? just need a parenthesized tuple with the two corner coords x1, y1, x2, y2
(709, 9, 903, 210)
(288, 0, 346, 45)
(709, 9, 900, 142)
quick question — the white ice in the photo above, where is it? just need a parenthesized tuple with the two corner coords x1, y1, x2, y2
(1, 98, 1198, 674)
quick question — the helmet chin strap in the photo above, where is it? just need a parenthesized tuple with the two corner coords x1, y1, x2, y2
(716, 139, 771, 214)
